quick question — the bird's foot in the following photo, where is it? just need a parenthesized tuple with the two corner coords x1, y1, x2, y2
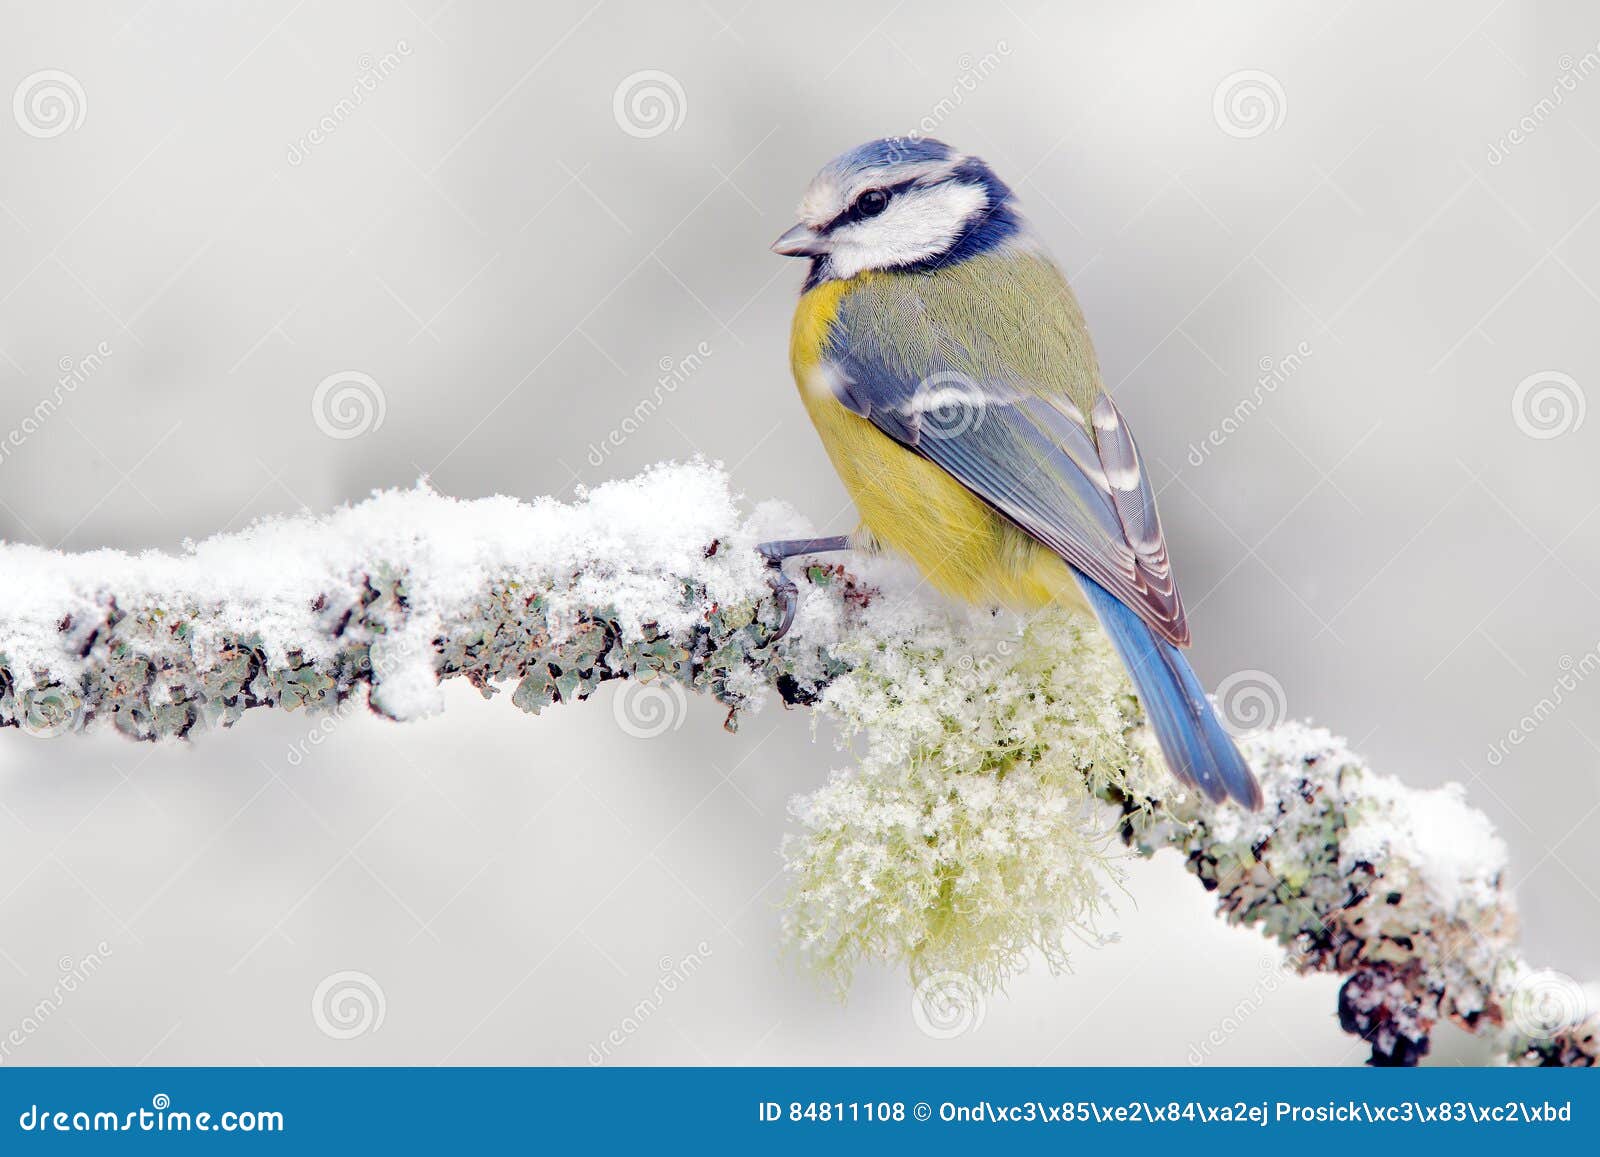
(754, 536, 853, 645)
(760, 548, 800, 642)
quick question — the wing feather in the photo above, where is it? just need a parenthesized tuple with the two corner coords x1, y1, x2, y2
(824, 259, 1190, 645)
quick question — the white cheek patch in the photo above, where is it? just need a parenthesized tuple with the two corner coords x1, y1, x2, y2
(826, 182, 989, 278)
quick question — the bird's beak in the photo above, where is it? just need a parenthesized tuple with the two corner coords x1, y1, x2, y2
(771, 223, 828, 257)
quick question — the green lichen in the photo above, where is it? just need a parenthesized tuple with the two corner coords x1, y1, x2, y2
(783, 608, 1146, 992)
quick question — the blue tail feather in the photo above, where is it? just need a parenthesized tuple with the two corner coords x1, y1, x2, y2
(1077, 575, 1262, 809)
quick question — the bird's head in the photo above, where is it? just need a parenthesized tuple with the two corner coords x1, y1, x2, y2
(772, 137, 1023, 286)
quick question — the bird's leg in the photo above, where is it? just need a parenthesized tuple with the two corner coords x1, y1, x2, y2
(755, 535, 854, 642)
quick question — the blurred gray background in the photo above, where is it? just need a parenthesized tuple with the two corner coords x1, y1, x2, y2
(1, 0, 1597, 1065)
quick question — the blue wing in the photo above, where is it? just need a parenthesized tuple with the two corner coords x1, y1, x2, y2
(1078, 575, 1262, 807)
(822, 264, 1189, 646)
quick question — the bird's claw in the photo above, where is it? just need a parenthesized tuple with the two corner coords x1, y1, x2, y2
(756, 536, 852, 645)
(761, 550, 799, 643)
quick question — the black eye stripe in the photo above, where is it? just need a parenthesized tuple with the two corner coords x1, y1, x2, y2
(819, 176, 922, 233)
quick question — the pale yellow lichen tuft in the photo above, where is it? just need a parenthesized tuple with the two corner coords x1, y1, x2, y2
(782, 605, 1149, 991)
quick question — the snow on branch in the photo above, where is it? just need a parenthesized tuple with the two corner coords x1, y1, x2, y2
(0, 461, 1592, 1066)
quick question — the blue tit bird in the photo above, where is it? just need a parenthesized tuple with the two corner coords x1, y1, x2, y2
(759, 137, 1262, 810)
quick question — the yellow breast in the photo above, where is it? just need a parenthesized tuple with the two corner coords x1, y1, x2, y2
(788, 276, 1085, 614)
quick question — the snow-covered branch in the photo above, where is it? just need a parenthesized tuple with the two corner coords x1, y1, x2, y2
(0, 462, 1592, 1066)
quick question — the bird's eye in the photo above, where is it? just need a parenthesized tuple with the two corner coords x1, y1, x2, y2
(854, 189, 890, 217)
